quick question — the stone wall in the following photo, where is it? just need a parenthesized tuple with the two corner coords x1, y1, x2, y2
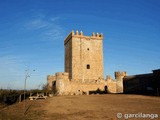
(47, 71, 126, 95)
(47, 75, 56, 90)
(105, 71, 126, 93)
(64, 31, 104, 81)
(47, 31, 125, 95)
(54, 72, 107, 95)
(114, 71, 127, 93)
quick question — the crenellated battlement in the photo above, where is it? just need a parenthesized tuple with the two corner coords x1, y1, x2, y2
(64, 30, 103, 45)
(91, 32, 103, 37)
(106, 75, 112, 81)
(115, 71, 127, 79)
(56, 72, 69, 76)
(47, 75, 55, 81)
(55, 72, 69, 80)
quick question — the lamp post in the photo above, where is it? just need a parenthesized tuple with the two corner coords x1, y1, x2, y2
(24, 70, 30, 102)
(24, 69, 35, 105)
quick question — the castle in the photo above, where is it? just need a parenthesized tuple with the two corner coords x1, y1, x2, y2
(47, 30, 126, 95)
(47, 30, 160, 95)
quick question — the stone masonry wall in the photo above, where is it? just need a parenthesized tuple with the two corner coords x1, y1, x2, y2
(64, 31, 104, 81)
(47, 71, 125, 95)
(47, 75, 56, 90)
(47, 31, 125, 95)
(48, 72, 108, 95)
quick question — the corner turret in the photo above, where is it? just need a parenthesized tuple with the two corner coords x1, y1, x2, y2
(115, 71, 127, 80)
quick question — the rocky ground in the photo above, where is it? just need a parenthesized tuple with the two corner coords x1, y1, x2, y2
(0, 94, 160, 120)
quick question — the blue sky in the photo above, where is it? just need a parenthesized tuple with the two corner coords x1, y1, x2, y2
(0, 0, 160, 89)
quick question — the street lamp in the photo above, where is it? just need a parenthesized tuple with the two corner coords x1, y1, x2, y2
(24, 69, 35, 103)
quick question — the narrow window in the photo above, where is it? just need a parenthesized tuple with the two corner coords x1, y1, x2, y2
(86, 64, 90, 69)
(87, 48, 89, 51)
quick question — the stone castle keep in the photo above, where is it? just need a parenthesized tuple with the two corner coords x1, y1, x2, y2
(47, 30, 160, 95)
(47, 30, 126, 95)
(65, 30, 104, 81)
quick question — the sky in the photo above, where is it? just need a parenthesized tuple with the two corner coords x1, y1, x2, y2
(0, 0, 160, 89)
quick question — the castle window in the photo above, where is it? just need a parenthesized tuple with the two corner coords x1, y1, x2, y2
(86, 64, 90, 69)
(87, 48, 89, 51)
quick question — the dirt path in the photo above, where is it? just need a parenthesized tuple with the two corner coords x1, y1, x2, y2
(0, 94, 160, 120)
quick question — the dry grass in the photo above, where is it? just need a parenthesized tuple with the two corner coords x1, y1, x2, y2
(0, 94, 160, 120)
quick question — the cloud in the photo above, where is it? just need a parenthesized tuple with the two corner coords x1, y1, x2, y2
(42, 25, 63, 41)
(50, 17, 60, 22)
(26, 19, 49, 29)
(0, 14, 65, 89)
(24, 15, 64, 42)
(0, 55, 23, 75)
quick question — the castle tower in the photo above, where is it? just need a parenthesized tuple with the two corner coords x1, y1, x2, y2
(114, 71, 127, 80)
(64, 30, 104, 81)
